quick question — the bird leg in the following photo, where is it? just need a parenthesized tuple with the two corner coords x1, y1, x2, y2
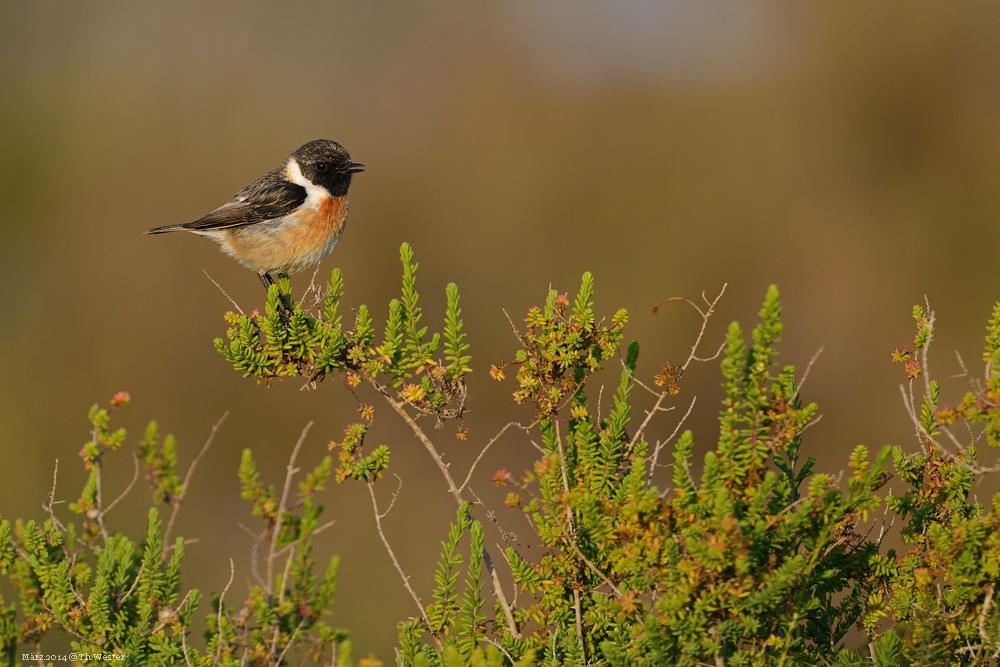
(259, 272, 293, 322)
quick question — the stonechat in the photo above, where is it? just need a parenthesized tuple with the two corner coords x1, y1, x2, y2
(147, 139, 364, 295)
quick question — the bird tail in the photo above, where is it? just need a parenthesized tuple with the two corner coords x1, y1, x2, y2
(145, 223, 188, 234)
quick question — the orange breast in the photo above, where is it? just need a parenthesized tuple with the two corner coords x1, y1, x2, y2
(217, 195, 350, 275)
(292, 195, 348, 248)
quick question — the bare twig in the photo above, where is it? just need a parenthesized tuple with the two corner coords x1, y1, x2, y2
(102, 453, 141, 519)
(94, 463, 110, 542)
(237, 523, 268, 589)
(382, 475, 404, 518)
(875, 500, 895, 549)
(371, 379, 521, 638)
(596, 384, 605, 428)
(277, 542, 296, 607)
(45, 459, 59, 513)
(573, 588, 586, 664)
(569, 541, 622, 598)
(367, 482, 433, 634)
(978, 583, 995, 644)
(215, 558, 235, 664)
(899, 382, 932, 455)
(268, 422, 312, 598)
(204, 270, 245, 315)
(41, 460, 72, 538)
(684, 285, 727, 371)
(182, 627, 194, 667)
(164, 412, 229, 558)
(459, 422, 530, 493)
(650, 284, 728, 371)
(627, 392, 675, 452)
(554, 419, 574, 534)
(552, 418, 586, 654)
(921, 297, 935, 404)
(483, 636, 518, 666)
(275, 618, 307, 666)
(275, 518, 338, 559)
(248, 427, 310, 667)
(648, 395, 698, 486)
(793, 346, 825, 398)
(118, 563, 145, 606)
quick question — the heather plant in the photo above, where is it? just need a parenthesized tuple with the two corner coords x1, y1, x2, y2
(0, 398, 358, 666)
(2, 242, 999, 666)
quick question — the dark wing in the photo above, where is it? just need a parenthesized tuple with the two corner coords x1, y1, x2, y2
(179, 169, 307, 231)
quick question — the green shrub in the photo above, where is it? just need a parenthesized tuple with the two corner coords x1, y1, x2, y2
(2, 243, 998, 665)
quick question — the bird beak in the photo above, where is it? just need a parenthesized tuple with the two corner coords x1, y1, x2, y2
(342, 162, 365, 174)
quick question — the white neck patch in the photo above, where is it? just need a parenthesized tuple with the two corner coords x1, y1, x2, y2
(286, 158, 332, 202)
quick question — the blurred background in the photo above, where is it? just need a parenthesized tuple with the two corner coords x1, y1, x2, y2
(3, 1, 1000, 658)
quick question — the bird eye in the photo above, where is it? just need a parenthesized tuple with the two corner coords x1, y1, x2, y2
(316, 163, 328, 172)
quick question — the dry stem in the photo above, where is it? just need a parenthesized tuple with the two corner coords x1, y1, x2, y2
(371, 378, 520, 638)
(216, 558, 235, 665)
(163, 411, 229, 557)
(267, 422, 312, 599)
(367, 481, 437, 646)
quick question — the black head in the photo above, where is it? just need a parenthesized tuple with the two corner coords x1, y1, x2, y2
(290, 139, 364, 197)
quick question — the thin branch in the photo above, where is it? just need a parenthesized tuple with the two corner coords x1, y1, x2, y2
(596, 383, 605, 427)
(275, 618, 307, 667)
(793, 346, 825, 398)
(650, 284, 728, 372)
(278, 543, 296, 606)
(684, 285, 727, 372)
(690, 339, 727, 365)
(275, 518, 338, 559)
(371, 378, 521, 638)
(45, 459, 59, 513)
(569, 541, 622, 598)
(41, 460, 72, 538)
(367, 481, 433, 633)
(648, 395, 698, 486)
(899, 382, 931, 455)
(627, 391, 674, 452)
(501, 308, 519, 338)
(182, 627, 194, 667)
(215, 558, 235, 665)
(459, 422, 530, 493)
(204, 270, 245, 315)
(573, 588, 586, 664)
(102, 453, 140, 519)
(268, 422, 312, 598)
(978, 583, 995, 644)
(163, 537, 200, 554)
(921, 298, 934, 404)
(553, 418, 586, 654)
(554, 419, 574, 534)
(483, 636, 518, 666)
(164, 411, 229, 557)
(380, 475, 404, 519)
(94, 462, 110, 542)
(238, 521, 266, 588)
(375, 384, 462, 502)
(118, 563, 145, 606)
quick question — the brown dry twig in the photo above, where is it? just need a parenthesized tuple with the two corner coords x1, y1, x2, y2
(367, 480, 435, 640)
(369, 376, 521, 639)
(163, 411, 229, 557)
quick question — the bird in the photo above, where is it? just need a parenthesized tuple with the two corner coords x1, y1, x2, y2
(147, 139, 364, 299)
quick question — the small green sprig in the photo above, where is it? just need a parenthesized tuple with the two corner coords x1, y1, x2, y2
(491, 272, 627, 417)
(216, 243, 472, 427)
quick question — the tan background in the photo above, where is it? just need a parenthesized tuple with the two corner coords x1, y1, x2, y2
(2, 2, 1000, 658)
